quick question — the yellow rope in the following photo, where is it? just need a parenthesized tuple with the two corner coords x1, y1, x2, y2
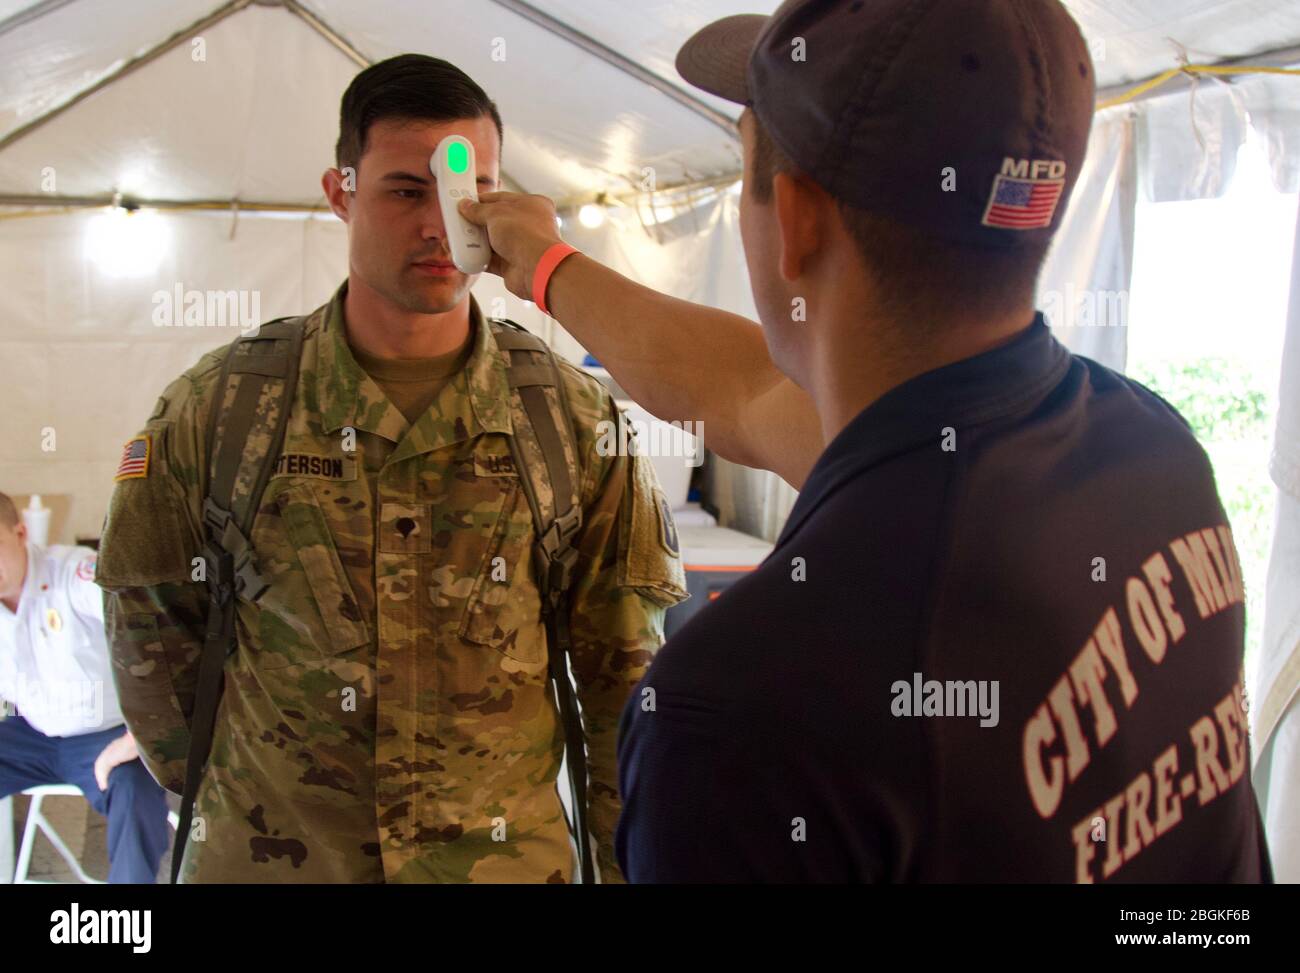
(1097, 63, 1300, 111)
(0, 206, 73, 222)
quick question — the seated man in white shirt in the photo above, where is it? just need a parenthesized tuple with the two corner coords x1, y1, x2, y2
(0, 492, 169, 883)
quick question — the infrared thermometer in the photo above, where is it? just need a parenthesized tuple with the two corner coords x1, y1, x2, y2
(432, 134, 490, 274)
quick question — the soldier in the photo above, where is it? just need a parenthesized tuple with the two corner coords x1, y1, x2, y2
(95, 54, 687, 883)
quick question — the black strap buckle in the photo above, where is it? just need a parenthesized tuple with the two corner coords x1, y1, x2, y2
(200, 540, 234, 606)
(533, 506, 583, 597)
(536, 507, 582, 557)
(200, 499, 269, 603)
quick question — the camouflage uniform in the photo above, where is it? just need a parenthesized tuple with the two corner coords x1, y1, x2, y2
(95, 282, 688, 883)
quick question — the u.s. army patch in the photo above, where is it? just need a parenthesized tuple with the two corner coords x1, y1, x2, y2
(114, 435, 150, 481)
(657, 493, 679, 556)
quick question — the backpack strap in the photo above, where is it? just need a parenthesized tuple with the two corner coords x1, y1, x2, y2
(171, 316, 305, 883)
(489, 319, 595, 884)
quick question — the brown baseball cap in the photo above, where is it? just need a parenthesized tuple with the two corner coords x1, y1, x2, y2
(676, 0, 1096, 249)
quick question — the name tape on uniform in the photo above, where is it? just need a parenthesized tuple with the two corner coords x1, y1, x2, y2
(271, 453, 356, 481)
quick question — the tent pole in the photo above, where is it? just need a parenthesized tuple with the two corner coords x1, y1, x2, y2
(280, 0, 367, 67)
(0, 193, 333, 216)
(0, 0, 256, 154)
(0, 0, 81, 40)
(487, 0, 738, 140)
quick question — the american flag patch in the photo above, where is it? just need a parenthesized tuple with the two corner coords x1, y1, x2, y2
(981, 175, 1065, 230)
(114, 435, 150, 481)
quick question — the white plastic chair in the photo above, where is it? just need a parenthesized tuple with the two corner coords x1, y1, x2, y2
(13, 784, 103, 884)
(12, 783, 180, 883)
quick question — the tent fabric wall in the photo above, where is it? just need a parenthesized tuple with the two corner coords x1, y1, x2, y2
(1240, 73, 1300, 194)
(1038, 73, 1300, 375)
(1252, 204, 1300, 883)
(1038, 109, 1138, 372)
(1134, 71, 1300, 201)
(0, 207, 348, 543)
(1138, 79, 1249, 202)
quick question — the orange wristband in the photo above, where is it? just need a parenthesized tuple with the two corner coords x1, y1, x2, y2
(532, 243, 579, 316)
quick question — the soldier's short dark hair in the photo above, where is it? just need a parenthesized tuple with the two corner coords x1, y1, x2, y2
(0, 492, 18, 529)
(748, 115, 1049, 326)
(335, 54, 504, 174)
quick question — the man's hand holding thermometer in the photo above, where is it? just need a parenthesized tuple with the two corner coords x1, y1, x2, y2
(438, 135, 578, 312)
(454, 186, 580, 313)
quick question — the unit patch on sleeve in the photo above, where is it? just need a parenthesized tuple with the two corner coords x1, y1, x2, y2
(657, 492, 680, 557)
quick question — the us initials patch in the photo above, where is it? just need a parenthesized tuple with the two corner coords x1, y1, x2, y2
(474, 453, 517, 477)
(114, 435, 150, 481)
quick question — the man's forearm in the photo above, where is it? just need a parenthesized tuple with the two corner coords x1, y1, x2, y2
(546, 254, 821, 488)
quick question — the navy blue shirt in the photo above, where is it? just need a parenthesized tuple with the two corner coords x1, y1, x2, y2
(616, 315, 1272, 882)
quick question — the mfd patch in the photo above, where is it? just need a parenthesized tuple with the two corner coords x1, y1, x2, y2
(114, 436, 150, 481)
(75, 556, 96, 582)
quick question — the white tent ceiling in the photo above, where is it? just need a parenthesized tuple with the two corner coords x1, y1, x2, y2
(2, 0, 1299, 210)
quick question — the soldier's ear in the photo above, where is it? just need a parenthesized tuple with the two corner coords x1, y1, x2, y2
(321, 168, 353, 224)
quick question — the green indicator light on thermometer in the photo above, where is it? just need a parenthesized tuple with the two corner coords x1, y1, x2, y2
(448, 141, 469, 173)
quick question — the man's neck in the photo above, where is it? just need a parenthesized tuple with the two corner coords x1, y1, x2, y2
(809, 299, 1037, 446)
(343, 275, 473, 360)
